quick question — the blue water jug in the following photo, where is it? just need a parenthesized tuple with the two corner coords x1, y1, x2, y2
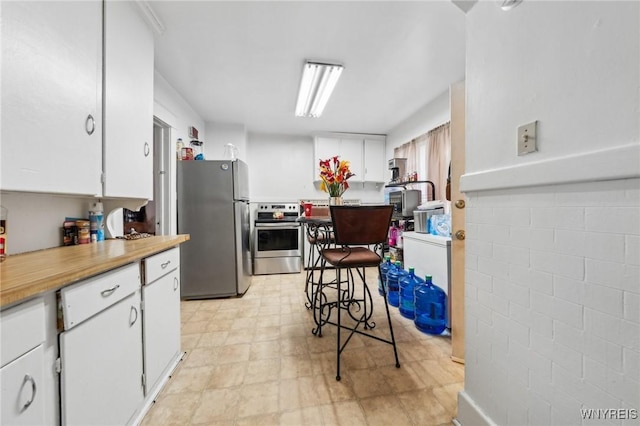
(399, 268, 423, 320)
(414, 275, 447, 335)
(386, 261, 407, 308)
(378, 256, 394, 296)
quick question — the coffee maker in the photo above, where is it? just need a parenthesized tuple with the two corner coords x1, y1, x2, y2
(388, 158, 407, 183)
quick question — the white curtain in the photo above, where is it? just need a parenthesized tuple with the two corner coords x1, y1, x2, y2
(427, 123, 451, 203)
(393, 122, 451, 203)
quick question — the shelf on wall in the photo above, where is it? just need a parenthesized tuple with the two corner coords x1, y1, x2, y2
(384, 180, 434, 188)
(385, 180, 436, 201)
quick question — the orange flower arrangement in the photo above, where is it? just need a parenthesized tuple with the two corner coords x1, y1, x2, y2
(319, 156, 355, 197)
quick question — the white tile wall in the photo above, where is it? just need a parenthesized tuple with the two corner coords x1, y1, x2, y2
(464, 178, 640, 426)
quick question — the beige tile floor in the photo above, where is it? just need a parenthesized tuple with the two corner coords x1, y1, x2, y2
(141, 269, 464, 426)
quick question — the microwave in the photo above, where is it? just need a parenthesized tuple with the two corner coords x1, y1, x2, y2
(388, 189, 421, 217)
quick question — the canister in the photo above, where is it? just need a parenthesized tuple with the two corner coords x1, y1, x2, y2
(76, 220, 91, 244)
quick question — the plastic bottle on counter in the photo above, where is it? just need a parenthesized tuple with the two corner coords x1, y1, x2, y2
(89, 202, 104, 242)
(388, 225, 397, 247)
(176, 138, 184, 160)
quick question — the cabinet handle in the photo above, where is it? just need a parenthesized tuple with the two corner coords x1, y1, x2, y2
(85, 114, 95, 135)
(161, 260, 171, 269)
(173, 277, 179, 291)
(22, 374, 37, 411)
(144, 142, 150, 157)
(130, 305, 138, 326)
(100, 284, 120, 297)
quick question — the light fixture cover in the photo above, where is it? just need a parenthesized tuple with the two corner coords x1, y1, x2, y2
(295, 61, 344, 118)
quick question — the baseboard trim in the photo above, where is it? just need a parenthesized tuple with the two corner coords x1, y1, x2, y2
(460, 143, 640, 193)
(456, 390, 496, 426)
(130, 351, 185, 425)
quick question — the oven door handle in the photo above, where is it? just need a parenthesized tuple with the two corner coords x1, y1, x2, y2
(255, 223, 300, 229)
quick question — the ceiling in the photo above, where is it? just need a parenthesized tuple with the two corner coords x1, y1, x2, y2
(148, 1, 466, 136)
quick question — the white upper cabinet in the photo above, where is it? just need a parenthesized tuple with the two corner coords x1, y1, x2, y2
(314, 135, 386, 183)
(1, 1, 103, 195)
(363, 138, 386, 182)
(103, 1, 154, 199)
(339, 139, 364, 183)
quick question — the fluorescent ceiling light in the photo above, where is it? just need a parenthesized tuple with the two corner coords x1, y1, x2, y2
(295, 61, 344, 118)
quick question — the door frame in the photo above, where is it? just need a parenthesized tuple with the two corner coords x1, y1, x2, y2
(152, 115, 173, 236)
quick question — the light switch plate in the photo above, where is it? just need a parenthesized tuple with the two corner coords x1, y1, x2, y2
(517, 120, 537, 156)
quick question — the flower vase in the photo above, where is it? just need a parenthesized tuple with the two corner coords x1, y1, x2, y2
(329, 196, 343, 206)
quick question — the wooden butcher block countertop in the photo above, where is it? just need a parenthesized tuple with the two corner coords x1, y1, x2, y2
(0, 235, 190, 308)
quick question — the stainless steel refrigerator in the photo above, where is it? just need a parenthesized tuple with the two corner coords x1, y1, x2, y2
(177, 160, 251, 298)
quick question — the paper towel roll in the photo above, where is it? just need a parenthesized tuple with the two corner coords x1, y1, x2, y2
(105, 208, 124, 239)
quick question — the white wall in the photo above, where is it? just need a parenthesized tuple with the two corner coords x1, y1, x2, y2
(0, 192, 92, 255)
(154, 71, 207, 235)
(246, 132, 386, 204)
(386, 89, 450, 160)
(459, 2, 639, 426)
(154, 71, 206, 156)
(204, 122, 247, 161)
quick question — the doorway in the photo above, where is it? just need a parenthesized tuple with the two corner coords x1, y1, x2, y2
(152, 117, 172, 236)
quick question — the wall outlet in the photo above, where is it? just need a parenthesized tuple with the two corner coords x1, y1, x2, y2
(517, 121, 537, 156)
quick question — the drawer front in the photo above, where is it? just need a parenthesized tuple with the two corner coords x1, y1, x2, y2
(60, 263, 140, 330)
(144, 247, 179, 284)
(0, 345, 45, 426)
(0, 298, 45, 368)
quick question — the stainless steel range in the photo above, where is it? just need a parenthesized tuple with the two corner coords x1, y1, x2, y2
(253, 203, 302, 275)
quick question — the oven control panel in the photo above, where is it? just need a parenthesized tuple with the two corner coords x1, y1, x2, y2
(256, 203, 299, 213)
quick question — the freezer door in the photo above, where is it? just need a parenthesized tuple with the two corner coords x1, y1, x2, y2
(232, 159, 249, 201)
(235, 201, 252, 294)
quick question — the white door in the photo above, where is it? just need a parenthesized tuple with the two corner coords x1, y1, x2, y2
(1, 1, 102, 195)
(142, 269, 181, 394)
(60, 291, 143, 426)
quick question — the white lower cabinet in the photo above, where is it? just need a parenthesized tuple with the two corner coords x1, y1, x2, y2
(59, 264, 143, 426)
(0, 298, 46, 426)
(1, 345, 45, 426)
(142, 268, 181, 394)
(142, 248, 182, 396)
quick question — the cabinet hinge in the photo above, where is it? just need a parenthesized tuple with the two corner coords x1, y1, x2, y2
(101, 172, 106, 184)
(55, 357, 62, 374)
(140, 300, 144, 311)
(141, 373, 146, 388)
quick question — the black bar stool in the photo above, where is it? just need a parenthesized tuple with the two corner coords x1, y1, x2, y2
(316, 205, 400, 381)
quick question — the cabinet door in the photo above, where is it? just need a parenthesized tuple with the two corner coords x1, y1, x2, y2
(363, 138, 386, 182)
(103, 1, 154, 199)
(60, 291, 143, 426)
(314, 137, 340, 166)
(0, 345, 45, 426)
(339, 139, 363, 183)
(142, 269, 181, 394)
(1, 1, 102, 195)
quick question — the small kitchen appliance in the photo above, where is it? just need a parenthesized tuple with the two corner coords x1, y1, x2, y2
(388, 189, 421, 218)
(413, 201, 445, 233)
(388, 158, 407, 183)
